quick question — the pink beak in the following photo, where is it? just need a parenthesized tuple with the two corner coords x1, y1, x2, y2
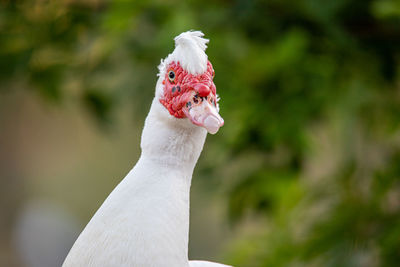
(185, 99, 224, 134)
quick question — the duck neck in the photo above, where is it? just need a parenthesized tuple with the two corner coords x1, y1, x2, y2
(134, 99, 207, 264)
(140, 98, 207, 173)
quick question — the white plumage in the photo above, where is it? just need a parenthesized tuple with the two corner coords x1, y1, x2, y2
(62, 31, 230, 267)
(158, 31, 209, 77)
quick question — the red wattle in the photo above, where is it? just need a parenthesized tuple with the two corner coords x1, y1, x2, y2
(160, 61, 216, 118)
(194, 84, 210, 97)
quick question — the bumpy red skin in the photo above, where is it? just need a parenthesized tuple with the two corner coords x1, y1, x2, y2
(160, 61, 217, 118)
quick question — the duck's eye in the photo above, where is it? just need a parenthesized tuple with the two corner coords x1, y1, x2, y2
(168, 71, 175, 83)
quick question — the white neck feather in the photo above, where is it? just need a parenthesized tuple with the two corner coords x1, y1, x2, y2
(141, 97, 207, 168)
(63, 84, 207, 267)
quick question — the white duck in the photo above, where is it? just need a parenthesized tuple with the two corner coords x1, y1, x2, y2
(63, 31, 230, 267)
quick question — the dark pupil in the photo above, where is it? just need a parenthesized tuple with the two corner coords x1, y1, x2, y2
(169, 71, 175, 79)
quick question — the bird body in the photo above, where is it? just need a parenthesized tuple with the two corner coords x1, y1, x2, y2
(63, 31, 230, 267)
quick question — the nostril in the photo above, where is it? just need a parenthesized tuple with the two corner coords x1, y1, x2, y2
(194, 84, 210, 97)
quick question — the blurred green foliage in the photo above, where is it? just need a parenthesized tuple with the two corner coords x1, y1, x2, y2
(1, 0, 400, 266)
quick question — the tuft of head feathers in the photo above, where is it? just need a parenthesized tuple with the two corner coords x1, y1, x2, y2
(158, 31, 209, 77)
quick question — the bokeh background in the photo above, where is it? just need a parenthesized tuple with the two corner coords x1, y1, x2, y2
(1, 0, 400, 266)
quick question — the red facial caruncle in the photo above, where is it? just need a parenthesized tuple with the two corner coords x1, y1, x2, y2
(160, 60, 224, 134)
(160, 61, 217, 118)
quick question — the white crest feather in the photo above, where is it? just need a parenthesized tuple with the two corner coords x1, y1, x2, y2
(158, 31, 209, 76)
